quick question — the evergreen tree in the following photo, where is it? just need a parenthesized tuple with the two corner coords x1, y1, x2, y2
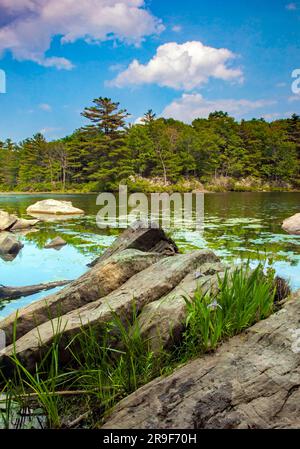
(81, 97, 133, 189)
(1, 97, 299, 192)
(18, 133, 47, 189)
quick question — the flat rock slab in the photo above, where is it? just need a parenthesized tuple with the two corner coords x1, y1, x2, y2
(138, 261, 224, 352)
(10, 218, 39, 231)
(0, 225, 178, 344)
(27, 199, 84, 216)
(0, 249, 163, 345)
(282, 213, 300, 235)
(102, 294, 300, 429)
(0, 250, 218, 373)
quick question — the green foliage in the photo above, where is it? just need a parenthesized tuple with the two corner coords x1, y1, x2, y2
(180, 263, 275, 357)
(1, 99, 300, 192)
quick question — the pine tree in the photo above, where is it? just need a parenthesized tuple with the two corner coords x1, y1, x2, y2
(0, 139, 19, 189)
(18, 134, 47, 189)
(142, 109, 156, 124)
(80, 97, 133, 189)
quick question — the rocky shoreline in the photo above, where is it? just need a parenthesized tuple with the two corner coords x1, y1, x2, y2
(103, 291, 300, 429)
(0, 216, 299, 429)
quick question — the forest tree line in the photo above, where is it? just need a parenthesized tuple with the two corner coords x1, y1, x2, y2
(1, 97, 300, 192)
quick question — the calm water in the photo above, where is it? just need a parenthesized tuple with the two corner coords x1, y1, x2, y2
(0, 192, 300, 319)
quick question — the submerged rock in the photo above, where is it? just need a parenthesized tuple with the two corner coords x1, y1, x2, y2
(282, 213, 300, 235)
(27, 199, 84, 216)
(44, 236, 67, 249)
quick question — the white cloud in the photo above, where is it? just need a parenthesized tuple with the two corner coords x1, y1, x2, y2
(39, 103, 52, 111)
(111, 41, 243, 90)
(286, 3, 297, 10)
(134, 116, 145, 124)
(162, 93, 276, 122)
(0, 0, 163, 69)
(40, 126, 61, 135)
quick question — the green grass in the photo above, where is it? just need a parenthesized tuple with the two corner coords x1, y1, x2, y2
(179, 263, 275, 359)
(0, 263, 280, 429)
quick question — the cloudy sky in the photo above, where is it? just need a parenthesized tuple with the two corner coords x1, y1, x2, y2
(0, 0, 299, 141)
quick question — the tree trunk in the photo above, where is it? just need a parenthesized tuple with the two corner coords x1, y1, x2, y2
(0, 280, 71, 301)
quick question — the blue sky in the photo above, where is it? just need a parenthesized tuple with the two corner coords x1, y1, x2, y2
(0, 0, 299, 142)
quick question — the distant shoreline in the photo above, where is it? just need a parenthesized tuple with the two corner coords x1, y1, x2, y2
(1, 189, 300, 195)
(0, 191, 98, 195)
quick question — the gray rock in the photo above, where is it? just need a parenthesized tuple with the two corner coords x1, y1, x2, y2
(282, 213, 300, 235)
(0, 232, 23, 258)
(88, 224, 178, 267)
(0, 250, 218, 373)
(102, 292, 300, 429)
(138, 261, 224, 353)
(10, 218, 39, 231)
(0, 225, 178, 345)
(0, 249, 164, 345)
(44, 236, 67, 249)
(0, 211, 17, 231)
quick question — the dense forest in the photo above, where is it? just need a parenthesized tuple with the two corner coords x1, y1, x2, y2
(1, 97, 300, 192)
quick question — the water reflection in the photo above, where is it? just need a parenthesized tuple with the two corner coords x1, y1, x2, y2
(0, 192, 300, 318)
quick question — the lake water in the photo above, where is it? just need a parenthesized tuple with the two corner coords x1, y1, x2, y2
(0, 192, 300, 319)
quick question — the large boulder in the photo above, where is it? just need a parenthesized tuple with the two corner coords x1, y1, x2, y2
(0, 211, 17, 231)
(102, 292, 300, 429)
(0, 250, 218, 373)
(0, 232, 23, 259)
(27, 199, 84, 216)
(0, 224, 179, 345)
(88, 222, 178, 267)
(282, 213, 300, 235)
(0, 250, 164, 344)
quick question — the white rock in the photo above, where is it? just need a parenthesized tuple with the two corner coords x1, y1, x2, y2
(282, 213, 300, 235)
(27, 199, 84, 216)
